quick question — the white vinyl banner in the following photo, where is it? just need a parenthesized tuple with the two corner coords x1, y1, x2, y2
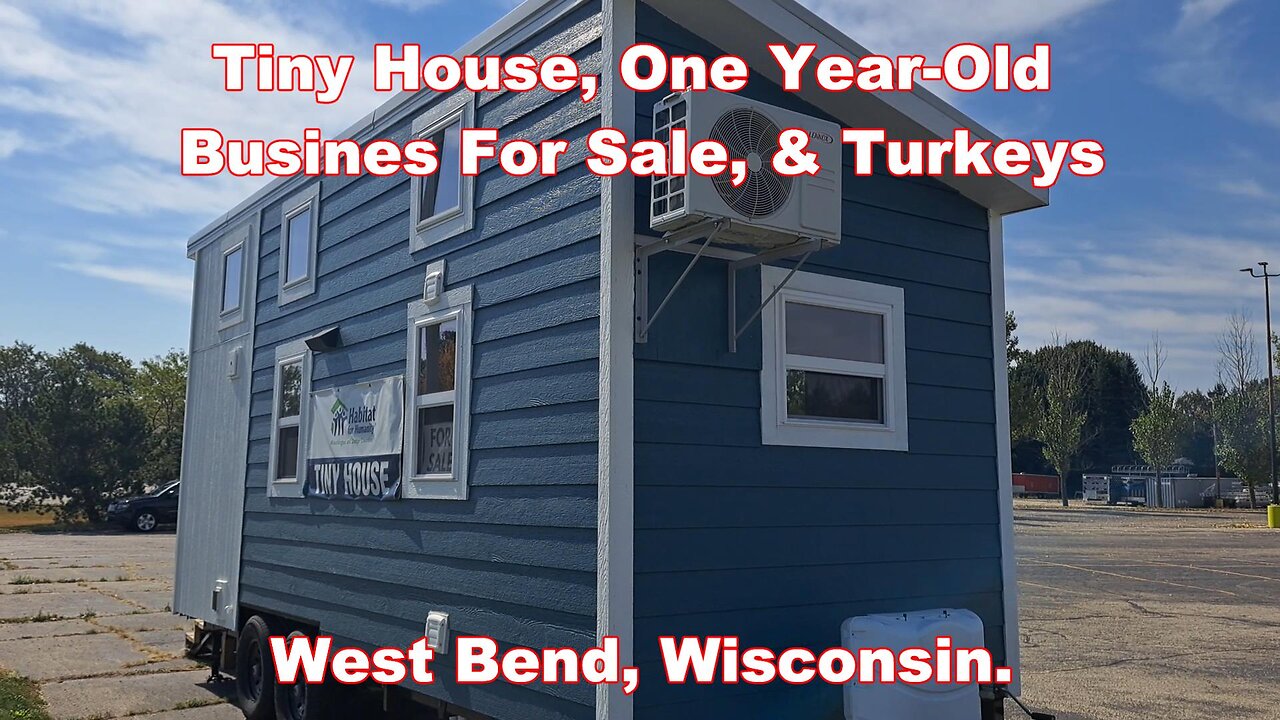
(306, 376, 404, 500)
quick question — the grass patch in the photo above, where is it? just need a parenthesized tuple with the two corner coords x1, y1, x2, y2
(172, 698, 222, 710)
(0, 611, 63, 625)
(9, 576, 85, 586)
(0, 670, 52, 720)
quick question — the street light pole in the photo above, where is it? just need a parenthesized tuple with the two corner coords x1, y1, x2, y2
(1241, 261, 1279, 526)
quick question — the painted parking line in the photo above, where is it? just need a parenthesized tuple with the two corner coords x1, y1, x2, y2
(1117, 558, 1280, 584)
(1021, 558, 1239, 597)
(1016, 579, 1093, 596)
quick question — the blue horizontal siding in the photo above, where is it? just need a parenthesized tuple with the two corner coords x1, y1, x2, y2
(234, 3, 605, 719)
(629, 4, 1004, 717)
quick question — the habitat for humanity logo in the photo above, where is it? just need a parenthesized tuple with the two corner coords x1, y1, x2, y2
(330, 397, 377, 439)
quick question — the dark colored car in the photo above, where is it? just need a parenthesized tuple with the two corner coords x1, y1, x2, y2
(107, 481, 180, 532)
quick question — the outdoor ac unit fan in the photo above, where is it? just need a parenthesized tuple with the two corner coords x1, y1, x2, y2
(708, 107, 792, 218)
(650, 90, 842, 248)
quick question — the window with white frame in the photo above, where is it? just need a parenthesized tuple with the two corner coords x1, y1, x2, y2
(268, 343, 311, 498)
(410, 94, 475, 252)
(279, 184, 319, 305)
(760, 267, 909, 451)
(403, 280, 472, 500)
(221, 244, 243, 314)
(216, 222, 253, 330)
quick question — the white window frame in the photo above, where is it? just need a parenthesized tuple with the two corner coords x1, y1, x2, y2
(279, 184, 320, 305)
(409, 93, 475, 252)
(403, 276, 473, 500)
(760, 266, 909, 451)
(268, 340, 312, 499)
(218, 232, 247, 329)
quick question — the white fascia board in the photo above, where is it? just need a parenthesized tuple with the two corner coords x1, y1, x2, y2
(187, 0, 593, 255)
(644, 0, 1050, 215)
(988, 210, 1021, 695)
(597, 0, 636, 718)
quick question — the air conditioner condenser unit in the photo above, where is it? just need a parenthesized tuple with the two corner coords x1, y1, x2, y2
(650, 89, 842, 247)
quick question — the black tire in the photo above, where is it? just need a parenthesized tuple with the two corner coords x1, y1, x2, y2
(236, 615, 276, 720)
(132, 510, 158, 533)
(274, 631, 328, 720)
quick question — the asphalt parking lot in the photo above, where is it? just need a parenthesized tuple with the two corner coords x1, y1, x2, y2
(0, 530, 236, 720)
(1016, 500, 1280, 720)
(1, 506, 1277, 719)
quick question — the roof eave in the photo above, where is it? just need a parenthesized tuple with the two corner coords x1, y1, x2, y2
(645, 0, 1050, 215)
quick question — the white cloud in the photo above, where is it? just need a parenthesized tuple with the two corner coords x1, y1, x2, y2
(1154, 0, 1280, 129)
(56, 261, 192, 301)
(1174, 0, 1241, 33)
(1005, 225, 1271, 390)
(1217, 178, 1274, 201)
(49, 238, 191, 301)
(0, 128, 23, 159)
(0, 0, 391, 217)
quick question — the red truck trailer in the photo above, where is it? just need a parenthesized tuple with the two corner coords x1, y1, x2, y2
(1012, 473, 1061, 498)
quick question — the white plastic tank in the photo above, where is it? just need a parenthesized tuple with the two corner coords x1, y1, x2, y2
(842, 608, 985, 720)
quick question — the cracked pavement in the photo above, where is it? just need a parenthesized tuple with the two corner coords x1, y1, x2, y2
(1015, 501, 1280, 719)
(0, 531, 237, 720)
(2, 506, 1277, 719)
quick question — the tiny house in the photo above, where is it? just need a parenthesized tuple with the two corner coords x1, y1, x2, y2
(173, 0, 1048, 718)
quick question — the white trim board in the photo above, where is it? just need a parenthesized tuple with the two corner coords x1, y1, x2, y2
(597, 0, 636, 717)
(267, 339, 312, 500)
(759, 267, 910, 452)
(988, 210, 1021, 696)
(403, 280, 475, 501)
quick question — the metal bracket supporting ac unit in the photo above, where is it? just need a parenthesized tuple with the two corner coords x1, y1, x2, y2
(727, 237, 836, 352)
(634, 218, 725, 343)
(634, 217, 837, 349)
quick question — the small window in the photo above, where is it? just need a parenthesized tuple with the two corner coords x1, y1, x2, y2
(216, 221, 254, 330)
(785, 303, 886, 423)
(761, 268, 908, 451)
(221, 246, 243, 313)
(268, 345, 311, 498)
(404, 274, 472, 500)
(419, 120, 462, 223)
(275, 359, 303, 480)
(284, 208, 311, 284)
(279, 184, 320, 305)
(410, 95, 475, 251)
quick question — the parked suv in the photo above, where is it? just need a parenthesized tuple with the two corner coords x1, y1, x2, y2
(107, 481, 180, 532)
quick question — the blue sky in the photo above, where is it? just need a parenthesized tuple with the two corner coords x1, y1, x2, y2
(0, 0, 1276, 391)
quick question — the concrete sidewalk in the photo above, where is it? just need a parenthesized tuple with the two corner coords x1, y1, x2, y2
(0, 531, 238, 720)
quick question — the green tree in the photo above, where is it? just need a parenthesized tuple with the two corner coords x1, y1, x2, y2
(1034, 337, 1090, 507)
(0, 343, 48, 492)
(1178, 387, 1223, 476)
(1005, 311, 1023, 366)
(0, 344, 148, 523)
(133, 351, 188, 487)
(1216, 384, 1271, 507)
(1131, 339, 1190, 506)
(1011, 340, 1147, 478)
(1215, 312, 1271, 507)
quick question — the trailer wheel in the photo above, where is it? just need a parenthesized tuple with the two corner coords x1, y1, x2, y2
(236, 615, 276, 720)
(274, 631, 328, 720)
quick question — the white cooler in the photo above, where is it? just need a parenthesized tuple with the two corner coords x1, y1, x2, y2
(841, 608, 985, 720)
